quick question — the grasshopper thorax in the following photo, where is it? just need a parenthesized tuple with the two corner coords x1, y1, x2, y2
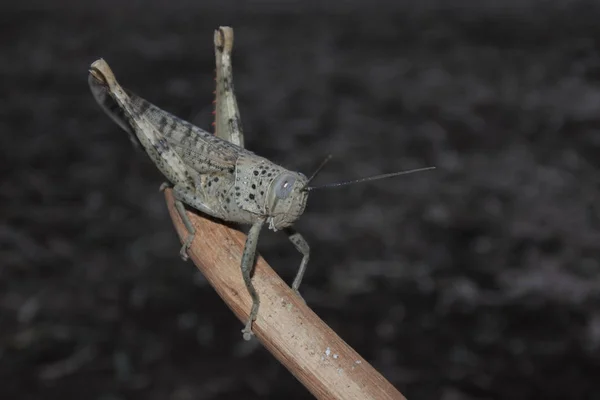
(233, 154, 308, 231)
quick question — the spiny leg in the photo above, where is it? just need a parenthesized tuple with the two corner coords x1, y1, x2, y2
(241, 219, 266, 340)
(89, 60, 195, 189)
(284, 228, 310, 300)
(213, 26, 244, 148)
(90, 61, 199, 261)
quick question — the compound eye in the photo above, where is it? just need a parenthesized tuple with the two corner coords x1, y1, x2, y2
(274, 175, 296, 199)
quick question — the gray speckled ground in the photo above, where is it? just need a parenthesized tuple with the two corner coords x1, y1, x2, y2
(2, 2, 600, 399)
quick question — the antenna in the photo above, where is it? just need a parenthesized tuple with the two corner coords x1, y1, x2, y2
(304, 166, 436, 192)
(301, 154, 333, 190)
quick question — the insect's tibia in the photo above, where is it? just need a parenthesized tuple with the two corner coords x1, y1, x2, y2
(213, 26, 244, 147)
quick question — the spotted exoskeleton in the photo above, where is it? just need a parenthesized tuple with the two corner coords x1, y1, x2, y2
(89, 27, 433, 340)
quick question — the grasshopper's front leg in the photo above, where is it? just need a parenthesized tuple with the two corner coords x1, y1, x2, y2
(284, 228, 310, 301)
(241, 218, 266, 340)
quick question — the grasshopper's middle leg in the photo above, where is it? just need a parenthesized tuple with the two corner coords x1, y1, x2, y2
(160, 183, 196, 260)
(241, 219, 266, 340)
(284, 228, 310, 300)
(170, 183, 222, 261)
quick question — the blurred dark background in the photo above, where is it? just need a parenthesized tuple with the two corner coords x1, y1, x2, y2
(2, 1, 600, 399)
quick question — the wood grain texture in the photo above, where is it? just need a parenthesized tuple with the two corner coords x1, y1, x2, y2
(164, 188, 406, 400)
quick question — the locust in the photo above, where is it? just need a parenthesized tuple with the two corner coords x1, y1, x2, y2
(88, 27, 434, 340)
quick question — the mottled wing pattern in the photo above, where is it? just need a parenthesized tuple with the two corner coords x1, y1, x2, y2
(123, 90, 246, 175)
(89, 60, 247, 178)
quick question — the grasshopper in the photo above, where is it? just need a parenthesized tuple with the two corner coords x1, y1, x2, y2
(88, 27, 434, 340)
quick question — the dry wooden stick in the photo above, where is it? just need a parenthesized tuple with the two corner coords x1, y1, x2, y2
(164, 188, 406, 399)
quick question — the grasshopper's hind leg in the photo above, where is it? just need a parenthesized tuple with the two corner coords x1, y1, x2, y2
(240, 219, 266, 340)
(284, 228, 310, 301)
(213, 27, 244, 148)
(90, 60, 202, 260)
